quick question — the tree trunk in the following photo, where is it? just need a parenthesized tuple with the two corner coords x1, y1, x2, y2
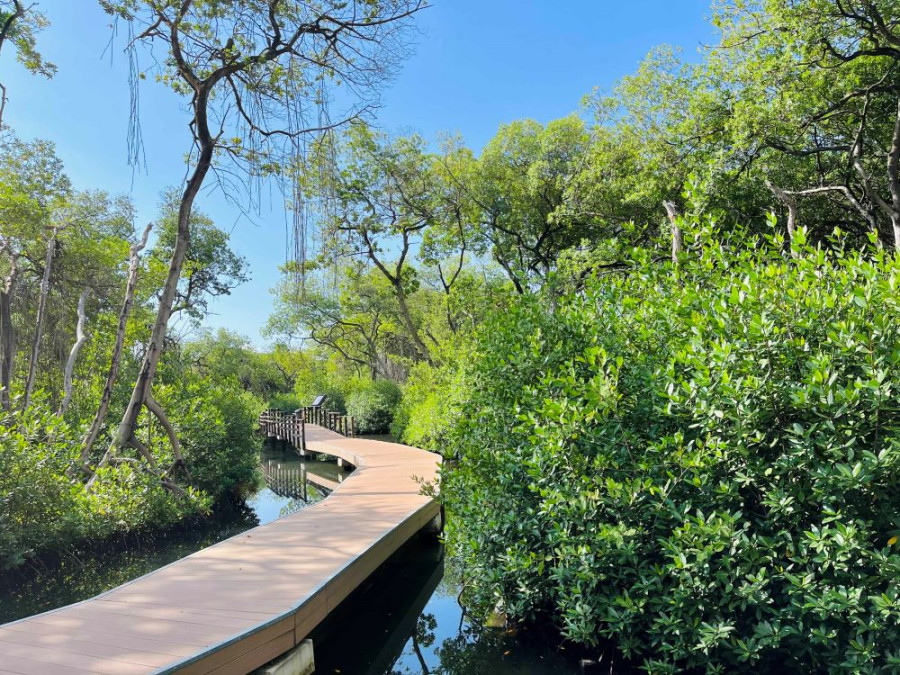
(0, 231, 18, 409)
(59, 287, 90, 417)
(765, 180, 798, 244)
(394, 281, 432, 363)
(82, 222, 151, 468)
(663, 201, 683, 263)
(145, 394, 191, 482)
(111, 83, 216, 471)
(23, 227, 57, 410)
(0, 263, 16, 411)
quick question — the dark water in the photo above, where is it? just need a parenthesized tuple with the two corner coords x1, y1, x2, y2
(313, 537, 583, 674)
(0, 440, 586, 674)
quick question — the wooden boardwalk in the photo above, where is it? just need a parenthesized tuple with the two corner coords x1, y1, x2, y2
(0, 424, 441, 674)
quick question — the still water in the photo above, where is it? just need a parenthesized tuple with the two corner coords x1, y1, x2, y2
(313, 537, 582, 674)
(0, 440, 583, 674)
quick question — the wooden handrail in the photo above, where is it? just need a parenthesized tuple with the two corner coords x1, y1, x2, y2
(259, 407, 358, 447)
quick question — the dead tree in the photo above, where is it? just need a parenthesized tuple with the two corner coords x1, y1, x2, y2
(58, 287, 90, 417)
(83, 222, 151, 473)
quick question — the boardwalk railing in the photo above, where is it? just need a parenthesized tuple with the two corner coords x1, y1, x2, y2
(260, 407, 356, 453)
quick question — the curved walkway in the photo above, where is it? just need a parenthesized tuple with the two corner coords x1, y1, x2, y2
(0, 425, 441, 675)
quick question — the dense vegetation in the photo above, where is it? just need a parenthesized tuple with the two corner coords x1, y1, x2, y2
(0, 0, 421, 569)
(4, 0, 900, 671)
(262, 1, 900, 672)
(0, 145, 276, 567)
(444, 231, 900, 672)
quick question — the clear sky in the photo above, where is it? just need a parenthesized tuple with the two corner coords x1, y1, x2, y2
(3, 0, 715, 347)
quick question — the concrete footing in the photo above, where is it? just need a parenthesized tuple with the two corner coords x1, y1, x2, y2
(252, 639, 314, 675)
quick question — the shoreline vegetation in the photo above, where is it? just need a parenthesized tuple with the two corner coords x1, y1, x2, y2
(3, 0, 900, 671)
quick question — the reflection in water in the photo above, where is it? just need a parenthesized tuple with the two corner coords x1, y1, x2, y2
(313, 538, 583, 675)
(0, 439, 336, 625)
(0, 441, 590, 674)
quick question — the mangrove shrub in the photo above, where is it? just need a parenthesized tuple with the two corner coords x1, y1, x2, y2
(443, 232, 900, 673)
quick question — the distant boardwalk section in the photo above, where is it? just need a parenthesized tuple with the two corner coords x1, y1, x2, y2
(0, 422, 441, 674)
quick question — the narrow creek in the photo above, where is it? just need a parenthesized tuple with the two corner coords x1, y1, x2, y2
(0, 439, 582, 674)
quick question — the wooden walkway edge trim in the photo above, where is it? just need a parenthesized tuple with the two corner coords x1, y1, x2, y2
(0, 423, 441, 675)
(161, 502, 437, 674)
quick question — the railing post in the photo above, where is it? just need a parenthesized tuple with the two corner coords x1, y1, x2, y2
(301, 411, 306, 455)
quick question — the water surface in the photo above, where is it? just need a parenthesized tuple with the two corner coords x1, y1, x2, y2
(313, 537, 583, 674)
(0, 440, 590, 674)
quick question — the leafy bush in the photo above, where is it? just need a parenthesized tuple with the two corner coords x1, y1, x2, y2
(267, 392, 304, 412)
(443, 232, 900, 673)
(392, 360, 464, 452)
(0, 400, 209, 570)
(291, 354, 349, 413)
(346, 379, 401, 435)
(0, 404, 81, 569)
(157, 379, 262, 501)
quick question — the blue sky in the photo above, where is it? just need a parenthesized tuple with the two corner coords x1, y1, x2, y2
(3, 0, 714, 347)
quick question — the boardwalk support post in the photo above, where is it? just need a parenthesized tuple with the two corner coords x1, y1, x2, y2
(252, 638, 314, 675)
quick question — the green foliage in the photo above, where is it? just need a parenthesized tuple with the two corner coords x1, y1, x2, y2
(156, 379, 262, 501)
(184, 328, 295, 402)
(0, 402, 80, 569)
(268, 392, 304, 411)
(0, 400, 209, 570)
(0, 2, 56, 79)
(289, 352, 352, 413)
(391, 360, 464, 452)
(154, 338, 268, 502)
(345, 378, 401, 435)
(443, 231, 900, 673)
(152, 191, 249, 321)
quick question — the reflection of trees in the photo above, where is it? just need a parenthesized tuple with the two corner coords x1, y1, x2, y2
(388, 611, 519, 675)
(433, 623, 510, 675)
(411, 614, 436, 673)
(389, 610, 582, 675)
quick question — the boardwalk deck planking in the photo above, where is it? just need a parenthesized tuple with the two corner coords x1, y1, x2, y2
(0, 425, 441, 674)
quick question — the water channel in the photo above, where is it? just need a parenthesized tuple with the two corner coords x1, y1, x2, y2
(0, 439, 583, 674)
